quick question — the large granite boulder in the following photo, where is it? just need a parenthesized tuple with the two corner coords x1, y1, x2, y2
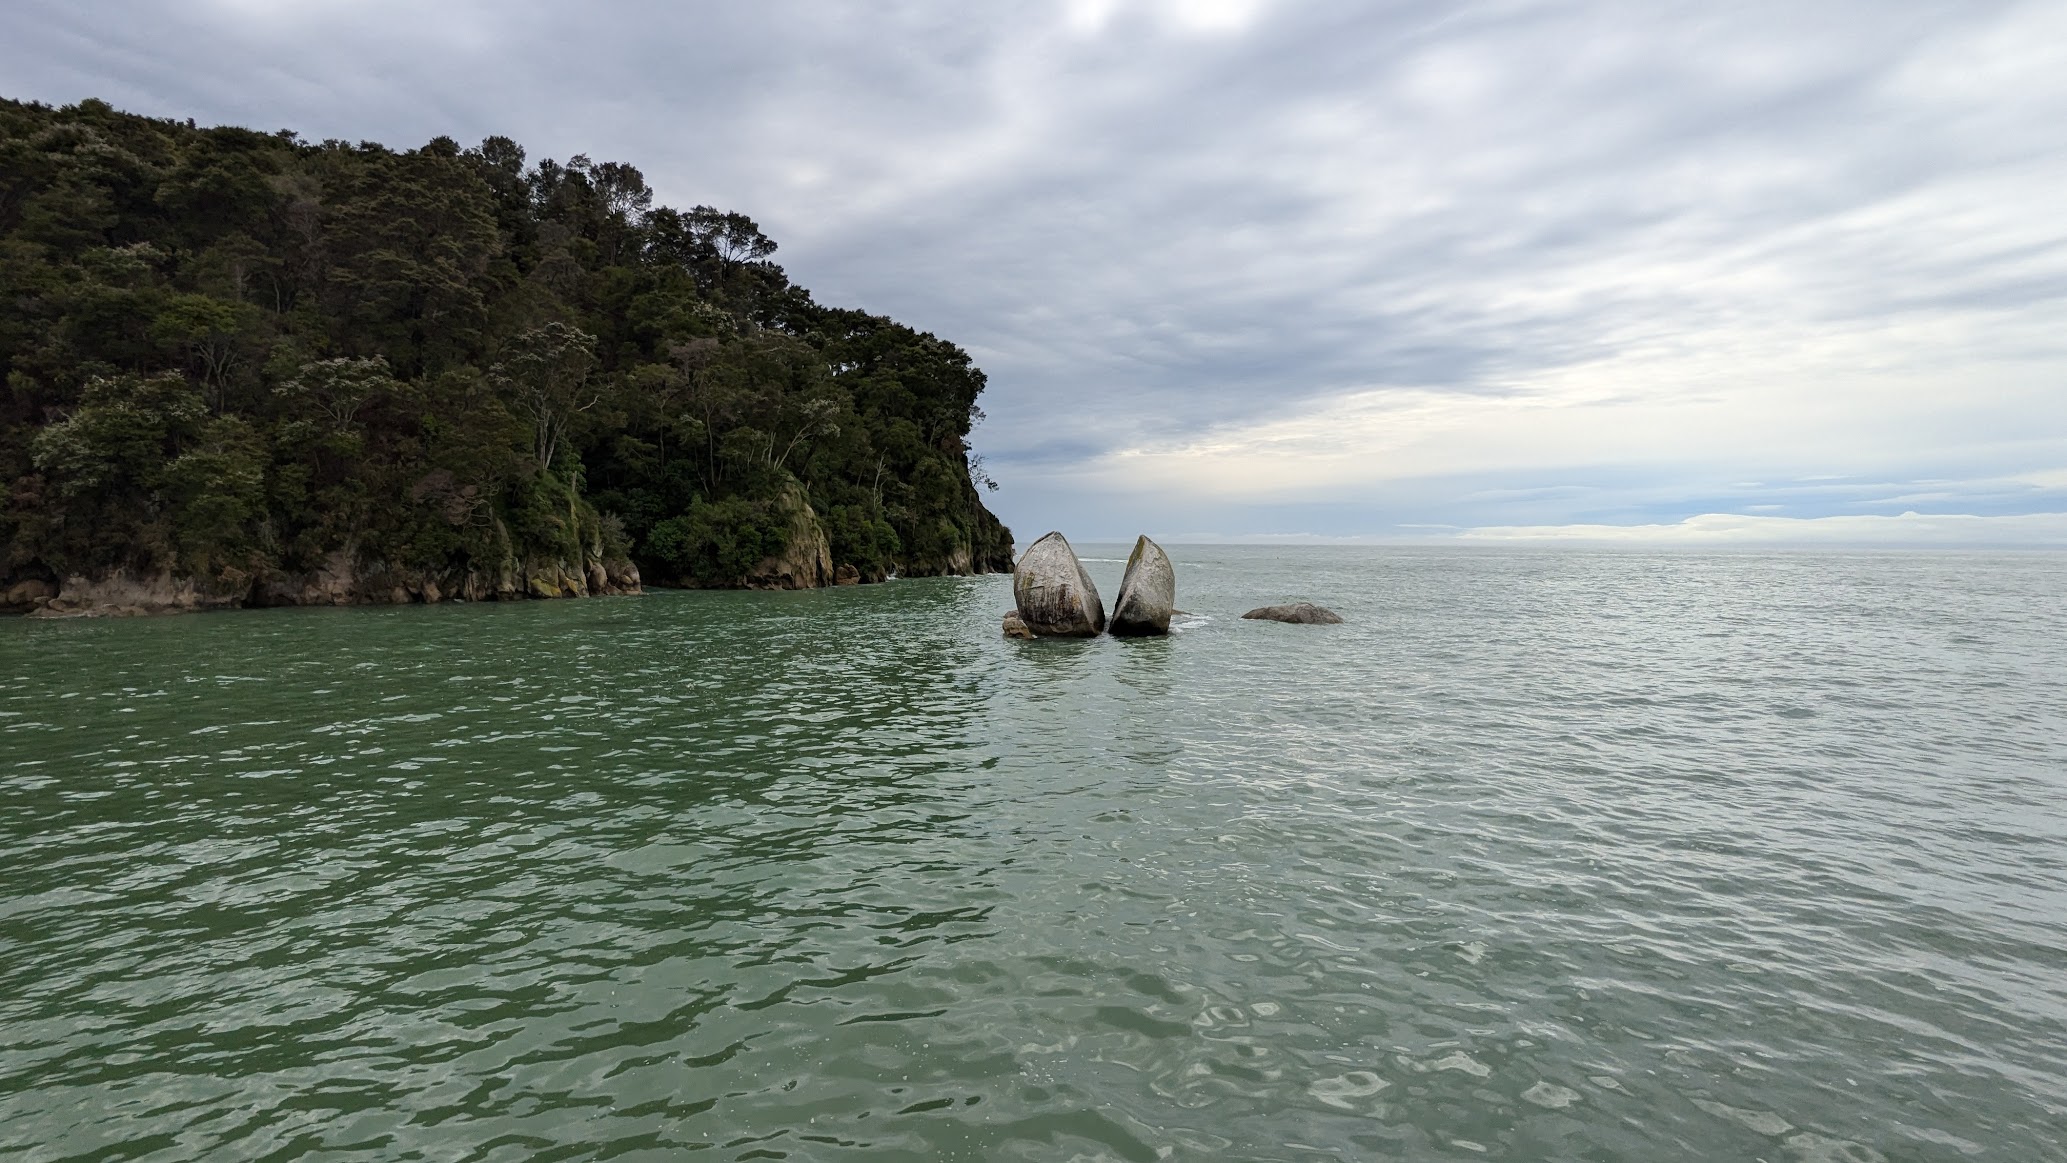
(1109, 535, 1175, 637)
(1242, 602, 1343, 624)
(1012, 531, 1105, 637)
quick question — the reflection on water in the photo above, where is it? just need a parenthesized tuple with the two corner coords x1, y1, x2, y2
(4, 547, 2066, 1161)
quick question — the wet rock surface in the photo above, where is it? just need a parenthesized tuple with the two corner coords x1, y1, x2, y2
(1242, 602, 1344, 624)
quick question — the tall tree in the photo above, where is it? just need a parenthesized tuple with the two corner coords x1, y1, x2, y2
(492, 322, 599, 476)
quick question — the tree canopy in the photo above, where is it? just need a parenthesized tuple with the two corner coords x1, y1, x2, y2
(0, 96, 1013, 597)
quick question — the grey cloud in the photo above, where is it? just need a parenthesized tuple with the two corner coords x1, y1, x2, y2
(6, 0, 2063, 538)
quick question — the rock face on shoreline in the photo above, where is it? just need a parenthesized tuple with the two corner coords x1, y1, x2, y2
(1, 578, 59, 615)
(1242, 602, 1343, 625)
(14, 551, 644, 618)
(1110, 536, 1175, 637)
(1012, 531, 1105, 637)
(743, 485, 834, 590)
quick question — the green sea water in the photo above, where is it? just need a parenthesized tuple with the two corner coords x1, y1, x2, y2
(4, 547, 2065, 1161)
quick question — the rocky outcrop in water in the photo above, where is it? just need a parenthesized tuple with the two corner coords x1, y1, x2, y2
(1002, 610, 1036, 639)
(1109, 536, 1176, 637)
(744, 485, 834, 590)
(1242, 602, 1343, 625)
(1012, 531, 1105, 637)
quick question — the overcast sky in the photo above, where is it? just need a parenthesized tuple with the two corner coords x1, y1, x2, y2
(8, 0, 2065, 544)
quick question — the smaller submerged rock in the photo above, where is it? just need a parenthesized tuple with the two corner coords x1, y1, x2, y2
(1242, 602, 1343, 624)
(1002, 610, 1036, 639)
(1012, 531, 1105, 637)
(1110, 535, 1175, 637)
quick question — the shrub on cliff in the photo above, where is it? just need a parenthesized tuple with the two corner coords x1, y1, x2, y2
(645, 498, 787, 585)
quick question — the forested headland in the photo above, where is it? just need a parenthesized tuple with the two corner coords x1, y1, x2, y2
(0, 97, 1014, 616)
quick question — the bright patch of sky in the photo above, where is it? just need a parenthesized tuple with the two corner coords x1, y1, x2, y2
(7, 0, 2064, 544)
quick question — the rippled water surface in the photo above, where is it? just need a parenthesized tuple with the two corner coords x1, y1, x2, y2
(5, 547, 2067, 1161)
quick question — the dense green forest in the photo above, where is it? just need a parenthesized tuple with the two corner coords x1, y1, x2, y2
(0, 96, 1013, 614)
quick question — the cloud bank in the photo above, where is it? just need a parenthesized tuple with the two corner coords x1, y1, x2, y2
(1458, 510, 2067, 547)
(5, 0, 2064, 542)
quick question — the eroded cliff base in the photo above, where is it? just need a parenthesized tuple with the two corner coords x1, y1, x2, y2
(9, 554, 642, 619)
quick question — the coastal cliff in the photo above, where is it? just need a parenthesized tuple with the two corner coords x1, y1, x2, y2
(0, 97, 1013, 616)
